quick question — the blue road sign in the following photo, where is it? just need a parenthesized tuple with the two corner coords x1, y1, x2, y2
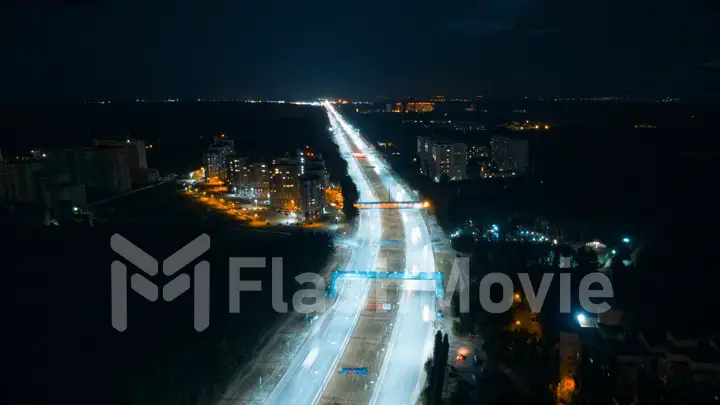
(338, 367, 368, 375)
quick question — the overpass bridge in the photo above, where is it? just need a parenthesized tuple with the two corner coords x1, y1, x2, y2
(354, 201, 429, 209)
(327, 270, 444, 298)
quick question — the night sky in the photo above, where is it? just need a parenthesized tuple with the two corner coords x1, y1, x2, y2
(4, 0, 720, 101)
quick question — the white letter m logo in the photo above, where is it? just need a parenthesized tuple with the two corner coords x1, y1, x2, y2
(110, 233, 211, 332)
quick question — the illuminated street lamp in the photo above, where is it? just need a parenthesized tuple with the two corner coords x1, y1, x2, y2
(576, 313, 586, 325)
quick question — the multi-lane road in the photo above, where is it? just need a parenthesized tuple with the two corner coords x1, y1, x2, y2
(334, 106, 438, 405)
(262, 101, 437, 405)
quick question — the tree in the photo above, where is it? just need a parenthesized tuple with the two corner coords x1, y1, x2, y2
(423, 331, 451, 405)
(438, 333, 450, 401)
(451, 233, 475, 254)
(428, 331, 444, 405)
(448, 380, 472, 405)
(339, 175, 359, 221)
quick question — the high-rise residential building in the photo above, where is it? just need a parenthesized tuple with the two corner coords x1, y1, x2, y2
(203, 151, 225, 181)
(297, 147, 328, 189)
(416, 136, 466, 182)
(227, 154, 248, 187)
(270, 157, 300, 209)
(247, 161, 270, 197)
(467, 144, 489, 160)
(203, 134, 235, 181)
(305, 159, 328, 189)
(213, 134, 235, 154)
(490, 135, 529, 176)
(299, 173, 325, 221)
(93, 139, 156, 185)
(44, 147, 91, 210)
(89, 145, 132, 196)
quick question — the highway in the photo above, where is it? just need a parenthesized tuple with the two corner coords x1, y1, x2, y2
(328, 104, 438, 405)
(262, 104, 383, 404)
(370, 209, 435, 405)
(264, 102, 437, 405)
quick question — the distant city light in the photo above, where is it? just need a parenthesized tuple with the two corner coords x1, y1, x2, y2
(622, 237, 631, 243)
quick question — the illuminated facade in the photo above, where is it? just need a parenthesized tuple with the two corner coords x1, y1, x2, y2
(203, 151, 225, 181)
(202, 134, 235, 181)
(246, 162, 270, 196)
(299, 174, 325, 220)
(270, 149, 329, 218)
(467, 144, 489, 160)
(417, 136, 466, 182)
(227, 154, 248, 187)
(406, 101, 434, 113)
(270, 157, 300, 209)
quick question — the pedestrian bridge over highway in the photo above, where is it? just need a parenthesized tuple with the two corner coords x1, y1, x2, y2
(354, 201, 429, 209)
(328, 270, 444, 298)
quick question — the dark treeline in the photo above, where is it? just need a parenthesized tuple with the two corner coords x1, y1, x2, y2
(4, 223, 333, 405)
